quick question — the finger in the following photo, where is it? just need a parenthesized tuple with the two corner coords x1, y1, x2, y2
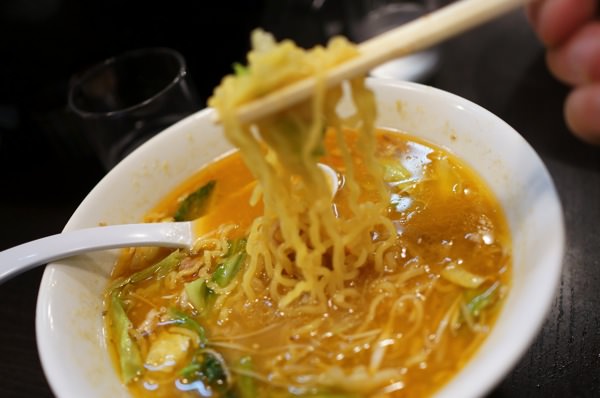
(546, 23, 600, 86)
(526, 0, 545, 29)
(530, 0, 597, 47)
(564, 84, 600, 145)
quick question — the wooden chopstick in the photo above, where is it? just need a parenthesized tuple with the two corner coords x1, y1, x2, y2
(229, 0, 528, 125)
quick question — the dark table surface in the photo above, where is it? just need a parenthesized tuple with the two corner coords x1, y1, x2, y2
(1, 8, 600, 398)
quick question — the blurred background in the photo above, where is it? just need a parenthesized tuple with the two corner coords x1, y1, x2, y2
(0, 0, 262, 194)
(1, 0, 600, 397)
(0, 0, 458, 240)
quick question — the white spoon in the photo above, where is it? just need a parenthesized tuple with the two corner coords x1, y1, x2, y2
(0, 164, 339, 283)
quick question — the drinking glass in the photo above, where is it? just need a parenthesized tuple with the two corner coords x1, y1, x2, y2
(68, 48, 200, 170)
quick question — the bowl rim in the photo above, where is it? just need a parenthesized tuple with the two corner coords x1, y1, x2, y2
(36, 78, 565, 398)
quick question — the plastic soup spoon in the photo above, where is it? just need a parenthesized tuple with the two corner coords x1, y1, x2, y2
(0, 164, 339, 283)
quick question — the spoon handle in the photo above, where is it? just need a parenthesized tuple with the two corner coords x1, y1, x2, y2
(0, 222, 193, 283)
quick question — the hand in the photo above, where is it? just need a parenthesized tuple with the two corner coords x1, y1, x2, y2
(527, 0, 600, 145)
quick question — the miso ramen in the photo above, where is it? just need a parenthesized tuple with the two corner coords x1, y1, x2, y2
(104, 29, 511, 398)
(104, 129, 511, 398)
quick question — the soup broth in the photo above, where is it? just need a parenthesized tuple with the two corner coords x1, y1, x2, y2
(105, 128, 511, 398)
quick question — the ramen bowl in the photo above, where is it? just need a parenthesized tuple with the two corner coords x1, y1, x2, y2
(36, 79, 564, 398)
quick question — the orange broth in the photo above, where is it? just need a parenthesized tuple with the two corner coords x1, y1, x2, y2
(105, 128, 511, 398)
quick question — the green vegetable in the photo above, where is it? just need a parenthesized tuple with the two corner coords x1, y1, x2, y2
(466, 282, 500, 317)
(259, 115, 313, 175)
(440, 263, 485, 289)
(185, 277, 216, 315)
(185, 238, 246, 315)
(106, 251, 184, 383)
(174, 180, 216, 222)
(309, 127, 328, 158)
(233, 62, 249, 76)
(180, 350, 230, 392)
(432, 155, 460, 198)
(379, 158, 411, 183)
(237, 356, 256, 398)
(202, 353, 227, 384)
(110, 293, 143, 383)
(167, 308, 207, 345)
(213, 238, 247, 287)
(108, 250, 183, 293)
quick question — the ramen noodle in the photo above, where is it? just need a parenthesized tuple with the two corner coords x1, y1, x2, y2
(104, 30, 511, 397)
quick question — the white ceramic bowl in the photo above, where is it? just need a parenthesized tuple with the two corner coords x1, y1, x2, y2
(36, 79, 564, 398)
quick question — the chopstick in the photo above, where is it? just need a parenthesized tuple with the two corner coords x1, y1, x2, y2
(227, 0, 528, 125)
